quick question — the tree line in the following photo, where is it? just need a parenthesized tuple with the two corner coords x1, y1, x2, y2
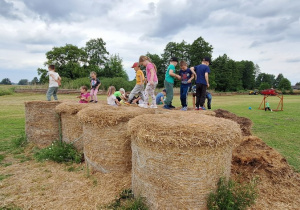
(1, 36, 294, 92)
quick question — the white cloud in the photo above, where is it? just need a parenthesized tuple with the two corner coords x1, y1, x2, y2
(0, 0, 299, 84)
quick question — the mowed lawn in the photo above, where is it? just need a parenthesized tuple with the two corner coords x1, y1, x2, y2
(0, 92, 299, 172)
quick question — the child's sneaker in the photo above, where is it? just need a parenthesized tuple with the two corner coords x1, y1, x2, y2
(150, 104, 157, 109)
(163, 105, 171, 109)
(195, 107, 199, 110)
(124, 101, 130, 106)
(90, 100, 94, 103)
(181, 106, 187, 111)
(143, 104, 148, 108)
(169, 105, 175, 109)
(94, 101, 98, 103)
(138, 104, 145, 108)
(200, 106, 206, 110)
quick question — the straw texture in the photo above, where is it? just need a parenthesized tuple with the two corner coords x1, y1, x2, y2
(214, 109, 253, 136)
(78, 105, 157, 173)
(25, 101, 61, 148)
(55, 102, 89, 152)
(128, 112, 242, 209)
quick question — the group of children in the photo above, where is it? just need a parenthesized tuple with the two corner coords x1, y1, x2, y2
(46, 55, 212, 110)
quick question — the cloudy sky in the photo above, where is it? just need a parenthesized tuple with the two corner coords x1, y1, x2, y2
(1, 0, 299, 85)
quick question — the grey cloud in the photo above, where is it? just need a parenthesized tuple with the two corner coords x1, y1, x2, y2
(286, 58, 300, 63)
(23, 0, 120, 22)
(0, 0, 20, 20)
(249, 35, 284, 48)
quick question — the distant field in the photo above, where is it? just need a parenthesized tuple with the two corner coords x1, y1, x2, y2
(0, 92, 299, 171)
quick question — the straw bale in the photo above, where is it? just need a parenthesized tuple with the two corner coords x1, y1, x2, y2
(55, 102, 89, 152)
(78, 105, 157, 173)
(25, 101, 61, 148)
(128, 112, 242, 209)
(231, 136, 300, 210)
(214, 109, 253, 136)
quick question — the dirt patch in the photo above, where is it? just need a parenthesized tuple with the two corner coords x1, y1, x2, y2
(232, 136, 300, 209)
(214, 109, 253, 136)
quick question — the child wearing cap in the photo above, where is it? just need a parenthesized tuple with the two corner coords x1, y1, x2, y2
(155, 89, 166, 105)
(125, 62, 145, 105)
(190, 57, 211, 110)
(138, 55, 158, 108)
(177, 60, 195, 111)
(163, 57, 181, 109)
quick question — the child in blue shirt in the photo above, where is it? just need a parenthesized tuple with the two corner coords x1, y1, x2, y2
(155, 89, 166, 105)
(178, 61, 194, 111)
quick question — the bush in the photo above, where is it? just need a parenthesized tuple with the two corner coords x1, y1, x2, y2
(0, 86, 15, 96)
(107, 189, 148, 210)
(61, 77, 90, 89)
(34, 141, 82, 164)
(100, 77, 135, 91)
(207, 177, 258, 210)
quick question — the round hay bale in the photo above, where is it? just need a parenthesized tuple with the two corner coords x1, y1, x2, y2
(55, 102, 89, 152)
(128, 112, 242, 209)
(78, 105, 156, 173)
(25, 101, 61, 148)
(214, 109, 253, 136)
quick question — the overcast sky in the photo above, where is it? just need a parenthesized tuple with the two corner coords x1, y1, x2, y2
(1, 0, 299, 85)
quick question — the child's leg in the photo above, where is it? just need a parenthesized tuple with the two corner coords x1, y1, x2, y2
(206, 93, 212, 109)
(128, 85, 141, 102)
(195, 84, 201, 108)
(199, 84, 207, 107)
(144, 83, 150, 105)
(150, 82, 158, 105)
(46, 87, 53, 101)
(53, 87, 58, 100)
(90, 89, 94, 100)
(164, 80, 173, 106)
(93, 89, 98, 101)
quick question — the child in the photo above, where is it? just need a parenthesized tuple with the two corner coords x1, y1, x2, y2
(191, 85, 212, 109)
(114, 88, 127, 102)
(139, 56, 158, 108)
(163, 57, 181, 109)
(77, 86, 91, 103)
(107, 86, 121, 106)
(265, 100, 272, 111)
(46, 64, 61, 101)
(90, 71, 101, 103)
(155, 89, 166, 105)
(178, 61, 194, 111)
(190, 57, 211, 110)
(126, 62, 145, 104)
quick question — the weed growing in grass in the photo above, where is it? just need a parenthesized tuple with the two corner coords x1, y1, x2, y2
(0, 173, 13, 181)
(0, 154, 5, 163)
(207, 177, 258, 210)
(106, 189, 148, 210)
(0, 204, 21, 210)
(34, 141, 82, 164)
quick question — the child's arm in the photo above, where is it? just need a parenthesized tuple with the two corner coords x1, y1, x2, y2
(149, 68, 155, 85)
(190, 67, 197, 80)
(205, 72, 209, 88)
(188, 73, 195, 83)
(169, 70, 181, 80)
(115, 99, 121, 106)
(160, 96, 164, 104)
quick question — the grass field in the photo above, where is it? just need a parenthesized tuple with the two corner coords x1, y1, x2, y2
(0, 92, 299, 173)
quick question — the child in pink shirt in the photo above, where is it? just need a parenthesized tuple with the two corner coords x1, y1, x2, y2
(77, 86, 91, 103)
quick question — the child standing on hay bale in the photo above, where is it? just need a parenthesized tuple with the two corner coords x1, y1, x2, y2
(46, 64, 61, 101)
(192, 85, 212, 110)
(90, 71, 101, 103)
(178, 60, 195, 111)
(265, 100, 272, 111)
(107, 86, 121, 106)
(77, 86, 91, 103)
(138, 55, 158, 109)
(190, 57, 211, 110)
(125, 62, 145, 105)
(163, 57, 181, 109)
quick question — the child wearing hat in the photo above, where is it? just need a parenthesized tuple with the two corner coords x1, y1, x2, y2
(163, 57, 181, 109)
(125, 62, 145, 105)
(190, 56, 211, 110)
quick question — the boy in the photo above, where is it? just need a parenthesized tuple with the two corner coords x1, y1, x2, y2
(265, 100, 272, 111)
(191, 85, 212, 109)
(190, 57, 211, 110)
(178, 61, 194, 111)
(46, 64, 61, 101)
(125, 62, 145, 104)
(163, 57, 181, 109)
(156, 89, 166, 105)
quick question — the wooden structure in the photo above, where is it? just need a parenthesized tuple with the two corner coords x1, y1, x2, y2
(258, 94, 283, 111)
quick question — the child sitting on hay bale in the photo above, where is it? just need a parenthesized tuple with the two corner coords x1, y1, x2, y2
(107, 86, 121, 106)
(77, 86, 91, 103)
(114, 88, 127, 102)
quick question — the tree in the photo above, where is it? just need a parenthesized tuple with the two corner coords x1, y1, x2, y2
(273, 73, 284, 88)
(189, 36, 213, 66)
(18, 79, 29, 85)
(278, 78, 292, 92)
(255, 73, 275, 89)
(84, 38, 109, 74)
(0, 78, 12, 85)
(102, 54, 128, 80)
(237, 60, 256, 90)
(31, 77, 39, 85)
(259, 82, 271, 91)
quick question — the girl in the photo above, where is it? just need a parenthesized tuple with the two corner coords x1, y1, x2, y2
(138, 56, 158, 108)
(90, 71, 101, 103)
(77, 86, 91, 103)
(107, 86, 121, 106)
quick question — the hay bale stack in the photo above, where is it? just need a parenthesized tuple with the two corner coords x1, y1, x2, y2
(25, 101, 61, 148)
(78, 105, 156, 173)
(128, 113, 242, 209)
(214, 109, 253, 136)
(55, 102, 89, 152)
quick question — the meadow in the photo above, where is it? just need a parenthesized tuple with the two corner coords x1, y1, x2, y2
(0, 91, 299, 172)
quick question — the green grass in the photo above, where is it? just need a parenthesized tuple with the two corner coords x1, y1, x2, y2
(0, 93, 299, 172)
